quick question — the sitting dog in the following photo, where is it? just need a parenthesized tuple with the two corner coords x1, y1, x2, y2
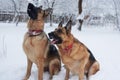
(48, 19, 100, 80)
(23, 3, 61, 80)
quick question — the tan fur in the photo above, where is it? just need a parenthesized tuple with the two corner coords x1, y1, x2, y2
(23, 31, 48, 80)
(49, 58, 61, 79)
(53, 26, 100, 80)
(23, 9, 60, 80)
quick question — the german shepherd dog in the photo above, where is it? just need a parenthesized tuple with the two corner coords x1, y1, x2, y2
(23, 3, 61, 80)
(48, 19, 100, 80)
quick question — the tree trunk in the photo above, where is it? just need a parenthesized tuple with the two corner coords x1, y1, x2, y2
(78, 0, 83, 14)
(113, 0, 120, 31)
(78, 0, 83, 31)
(11, 0, 18, 22)
(78, 19, 83, 31)
(50, 0, 55, 27)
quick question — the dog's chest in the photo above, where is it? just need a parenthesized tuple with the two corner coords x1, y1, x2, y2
(23, 34, 48, 63)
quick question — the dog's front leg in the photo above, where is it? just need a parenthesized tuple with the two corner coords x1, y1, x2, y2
(79, 67, 84, 80)
(79, 59, 88, 80)
(37, 58, 44, 80)
(64, 65, 70, 80)
(24, 58, 33, 80)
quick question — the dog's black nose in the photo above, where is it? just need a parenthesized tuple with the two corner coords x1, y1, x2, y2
(28, 3, 34, 8)
(48, 32, 54, 39)
(27, 3, 34, 12)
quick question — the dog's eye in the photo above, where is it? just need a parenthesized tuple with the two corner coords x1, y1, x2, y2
(57, 29, 62, 33)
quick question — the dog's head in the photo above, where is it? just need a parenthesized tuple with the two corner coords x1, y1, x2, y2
(48, 20, 73, 44)
(27, 3, 52, 20)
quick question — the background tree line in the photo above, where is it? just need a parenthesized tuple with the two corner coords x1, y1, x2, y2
(0, 0, 120, 30)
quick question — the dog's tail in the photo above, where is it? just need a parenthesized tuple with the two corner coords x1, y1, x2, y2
(86, 61, 100, 80)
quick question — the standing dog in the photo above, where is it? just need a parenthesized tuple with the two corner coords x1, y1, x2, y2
(48, 19, 100, 80)
(23, 3, 61, 80)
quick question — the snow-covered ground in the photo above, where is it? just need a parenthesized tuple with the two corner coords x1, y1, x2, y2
(0, 23, 120, 80)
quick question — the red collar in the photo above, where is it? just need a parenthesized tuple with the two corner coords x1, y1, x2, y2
(63, 43, 73, 53)
(28, 30, 43, 36)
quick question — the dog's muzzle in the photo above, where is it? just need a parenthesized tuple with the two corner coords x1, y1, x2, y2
(48, 32, 62, 44)
(48, 32, 55, 39)
(27, 3, 38, 20)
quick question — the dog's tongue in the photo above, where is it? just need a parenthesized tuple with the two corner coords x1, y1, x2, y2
(51, 39, 57, 44)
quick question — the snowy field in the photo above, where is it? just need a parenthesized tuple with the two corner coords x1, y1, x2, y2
(0, 23, 120, 80)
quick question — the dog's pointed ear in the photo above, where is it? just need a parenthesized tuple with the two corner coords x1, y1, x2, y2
(58, 21, 63, 27)
(65, 19, 72, 33)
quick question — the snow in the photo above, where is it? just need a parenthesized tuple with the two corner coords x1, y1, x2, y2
(0, 23, 120, 80)
(0, 0, 28, 12)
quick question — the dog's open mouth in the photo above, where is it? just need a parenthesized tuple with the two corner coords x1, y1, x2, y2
(50, 38, 62, 44)
(51, 39, 58, 44)
(48, 32, 62, 44)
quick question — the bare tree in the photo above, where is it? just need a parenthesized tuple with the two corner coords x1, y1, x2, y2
(11, 0, 22, 25)
(11, 0, 28, 25)
(46, 0, 56, 26)
(78, 0, 83, 31)
(11, 0, 19, 22)
(16, 0, 22, 25)
(113, 0, 120, 31)
(34, 0, 39, 6)
(50, 0, 55, 26)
